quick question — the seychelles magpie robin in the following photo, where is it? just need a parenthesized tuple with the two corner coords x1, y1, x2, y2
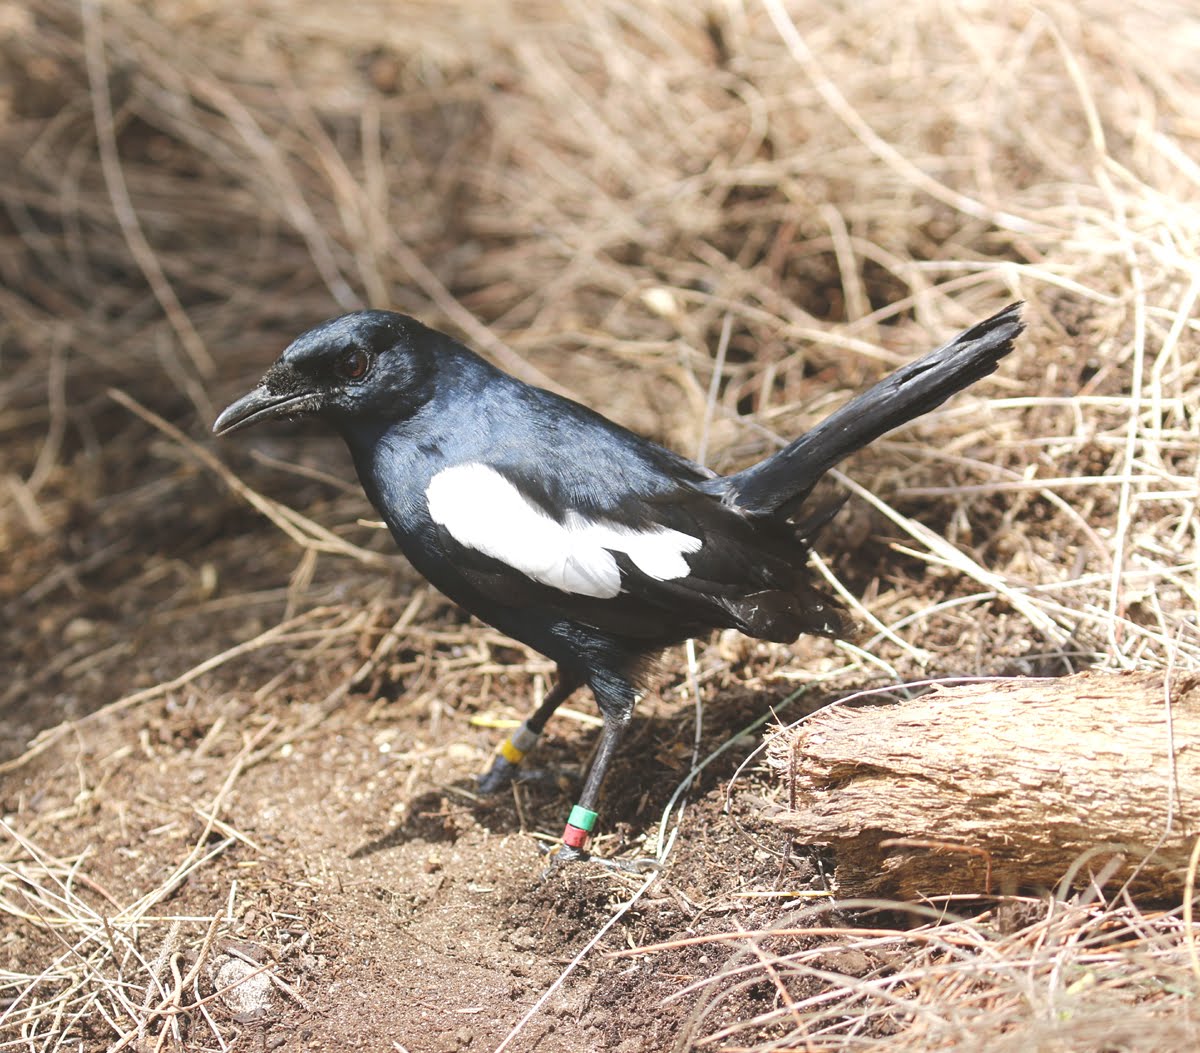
(214, 303, 1023, 867)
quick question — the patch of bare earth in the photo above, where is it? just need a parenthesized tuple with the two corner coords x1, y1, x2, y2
(4, 615, 847, 1051)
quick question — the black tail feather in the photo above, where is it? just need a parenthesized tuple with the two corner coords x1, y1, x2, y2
(720, 303, 1023, 518)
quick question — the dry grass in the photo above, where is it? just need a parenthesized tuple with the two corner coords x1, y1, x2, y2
(2, 775, 239, 1051)
(3, 0, 1199, 1049)
(618, 890, 1200, 1051)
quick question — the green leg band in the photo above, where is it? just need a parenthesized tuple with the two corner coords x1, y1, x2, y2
(567, 805, 599, 833)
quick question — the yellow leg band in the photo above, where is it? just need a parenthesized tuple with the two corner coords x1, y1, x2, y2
(499, 738, 527, 765)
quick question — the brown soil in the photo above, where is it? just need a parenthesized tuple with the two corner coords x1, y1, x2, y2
(2, 441, 854, 1051)
(3, 583, 848, 1051)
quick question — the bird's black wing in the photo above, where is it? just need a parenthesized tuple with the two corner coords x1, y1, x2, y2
(601, 483, 848, 643)
(423, 458, 845, 648)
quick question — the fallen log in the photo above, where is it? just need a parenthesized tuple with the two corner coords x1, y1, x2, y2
(767, 670, 1200, 900)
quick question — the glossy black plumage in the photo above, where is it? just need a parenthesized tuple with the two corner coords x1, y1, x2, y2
(214, 303, 1023, 867)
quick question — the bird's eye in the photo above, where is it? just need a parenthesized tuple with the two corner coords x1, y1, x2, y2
(338, 348, 370, 381)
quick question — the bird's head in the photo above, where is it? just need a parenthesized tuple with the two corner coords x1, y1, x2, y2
(212, 310, 438, 439)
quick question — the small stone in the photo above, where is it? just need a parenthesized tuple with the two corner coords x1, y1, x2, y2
(64, 618, 97, 643)
(641, 287, 680, 318)
(211, 955, 274, 1014)
(507, 928, 538, 951)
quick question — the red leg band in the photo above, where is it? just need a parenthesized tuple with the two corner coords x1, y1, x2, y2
(561, 824, 590, 850)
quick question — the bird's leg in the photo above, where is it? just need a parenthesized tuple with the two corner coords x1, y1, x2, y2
(477, 671, 579, 795)
(547, 677, 659, 874)
(553, 709, 629, 861)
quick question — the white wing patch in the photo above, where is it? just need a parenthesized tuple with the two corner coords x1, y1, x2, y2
(425, 463, 701, 599)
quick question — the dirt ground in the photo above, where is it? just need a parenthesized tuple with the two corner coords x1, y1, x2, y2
(2, 435, 864, 1051)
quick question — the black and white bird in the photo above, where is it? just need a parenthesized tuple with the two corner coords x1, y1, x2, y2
(214, 303, 1023, 866)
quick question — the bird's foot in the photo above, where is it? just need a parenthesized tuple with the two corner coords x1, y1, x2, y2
(477, 760, 570, 796)
(477, 723, 545, 795)
(539, 843, 661, 878)
(537, 802, 661, 877)
(476, 755, 520, 795)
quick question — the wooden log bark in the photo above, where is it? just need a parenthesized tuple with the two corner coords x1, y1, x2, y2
(767, 670, 1200, 900)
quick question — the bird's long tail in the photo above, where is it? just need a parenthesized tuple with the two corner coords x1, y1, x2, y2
(719, 303, 1024, 519)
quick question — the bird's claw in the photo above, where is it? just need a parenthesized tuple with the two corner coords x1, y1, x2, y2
(539, 842, 583, 877)
(477, 761, 567, 796)
(596, 854, 661, 875)
(539, 842, 661, 879)
(476, 756, 519, 796)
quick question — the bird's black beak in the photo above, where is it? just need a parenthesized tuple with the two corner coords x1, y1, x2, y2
(212, 384, 320, 437)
